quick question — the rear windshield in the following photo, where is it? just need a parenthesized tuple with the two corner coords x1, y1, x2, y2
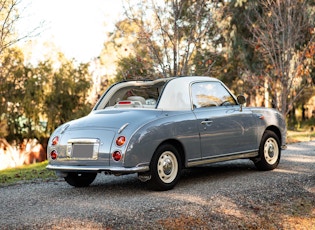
(94, 80, 168, 110)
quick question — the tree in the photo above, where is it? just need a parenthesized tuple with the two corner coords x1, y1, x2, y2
(0, 0, 20, 55)
(116, 53, 156, 81)
(0, 48, 93, 142)
(244, 0, 315, 115)
(44, 55, 92, 134)
(0, 0, 43, 139)
(0, 47, 26, 141)
(23, 60, 52, 138)
(100, 19, 157, 82)
(0, 0, 41, 55)
(120, 0, 222, 77)
(0, 47, 51, 141)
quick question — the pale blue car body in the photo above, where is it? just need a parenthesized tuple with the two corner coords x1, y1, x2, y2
(47, 76, 286, 189)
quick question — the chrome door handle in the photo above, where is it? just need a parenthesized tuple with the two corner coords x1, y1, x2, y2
(201, 120, 213, 125)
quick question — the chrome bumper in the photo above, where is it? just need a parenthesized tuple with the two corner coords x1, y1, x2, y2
(46, 164, 149, 174)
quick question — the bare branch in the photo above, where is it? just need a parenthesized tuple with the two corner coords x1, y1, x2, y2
(244, 0, 314, 114)
(0, 0, 43, 55)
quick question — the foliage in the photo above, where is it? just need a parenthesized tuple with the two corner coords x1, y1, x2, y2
(224, 0, 315, 115)
(44, 56, 92, 134)
(98, 0, 315, 131)
(116, 54, 156, 81)
(0, 48, 29, 140)
(100, 0, 315, 120)
(0, 49, 92, 142)
(0, 0, 84, 143)
(112, 19, 157, 81)
(103, 0, 224, 80)
(1, 0, 315, 143)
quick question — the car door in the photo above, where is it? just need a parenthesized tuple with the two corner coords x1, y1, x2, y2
(191, 81, 258, 158)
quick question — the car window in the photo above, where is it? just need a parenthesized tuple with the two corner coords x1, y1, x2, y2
(191, 82, 236, 109)
(106, 85, 161, 107)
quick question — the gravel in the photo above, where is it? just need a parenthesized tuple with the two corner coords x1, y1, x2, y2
(0, 141, 314, 229)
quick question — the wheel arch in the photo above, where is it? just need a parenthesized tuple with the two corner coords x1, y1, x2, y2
(155, 139, 186, 168)
(265, 125, 282, 145)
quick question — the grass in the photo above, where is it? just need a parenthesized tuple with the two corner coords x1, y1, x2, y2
(0, 161, 56, 186)
(287, 129, 315, 143)
(287, 118, 315, 143)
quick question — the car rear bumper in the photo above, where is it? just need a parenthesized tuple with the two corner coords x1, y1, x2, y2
(46, 164, 149, 175)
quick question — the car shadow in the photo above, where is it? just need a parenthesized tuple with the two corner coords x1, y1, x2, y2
(61, 159, 257, 194)
(179, 159, 257, 183)
(81, 173, 145, 194)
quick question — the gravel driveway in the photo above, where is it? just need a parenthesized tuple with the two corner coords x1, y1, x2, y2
(0, 141, 314, 229)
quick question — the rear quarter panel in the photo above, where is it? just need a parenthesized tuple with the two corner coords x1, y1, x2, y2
(123, 110, 201, 167)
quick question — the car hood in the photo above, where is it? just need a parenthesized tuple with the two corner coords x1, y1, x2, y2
(66, 109, 163, 131)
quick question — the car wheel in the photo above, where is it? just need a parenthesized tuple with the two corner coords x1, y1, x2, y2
(64, 172, 97, 187)
(254, 130, 281, 171)
(148, 144, 182, 191)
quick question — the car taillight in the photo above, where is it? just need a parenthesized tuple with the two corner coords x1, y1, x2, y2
(116, 136, 126, 146)
(50, 150, 58, 160)
(112, 151, 122, 161)
(52, 136, 59, 145)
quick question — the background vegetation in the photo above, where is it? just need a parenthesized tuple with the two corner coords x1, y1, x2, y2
(0, 0, 314, 147)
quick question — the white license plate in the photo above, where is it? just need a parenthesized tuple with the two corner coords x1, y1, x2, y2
(67, 139, 100, 159)
(72, 144, 94, 158)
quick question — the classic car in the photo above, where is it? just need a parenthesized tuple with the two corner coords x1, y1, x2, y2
(47, 76, 287, 191)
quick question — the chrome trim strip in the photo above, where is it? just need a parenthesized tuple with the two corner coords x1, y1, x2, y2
(46, 164, 149, 173)
(118, 123, 129, 134)
(68, 138, 100, 143)
(187, 151, 258, 167)
(60, 124, 70, 134)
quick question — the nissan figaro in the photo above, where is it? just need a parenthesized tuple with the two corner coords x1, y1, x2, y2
(47, 76, 287, 190)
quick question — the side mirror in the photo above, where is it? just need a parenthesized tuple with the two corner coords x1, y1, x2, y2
(237, 95, 246, 112)
(237, 95, 246, 104)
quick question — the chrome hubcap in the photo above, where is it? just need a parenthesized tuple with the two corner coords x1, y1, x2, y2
(264, 138, 279, 165)
(163, 158, 172, 175)
(157, 151, 178, 183)
(268, 143, 275, 157)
